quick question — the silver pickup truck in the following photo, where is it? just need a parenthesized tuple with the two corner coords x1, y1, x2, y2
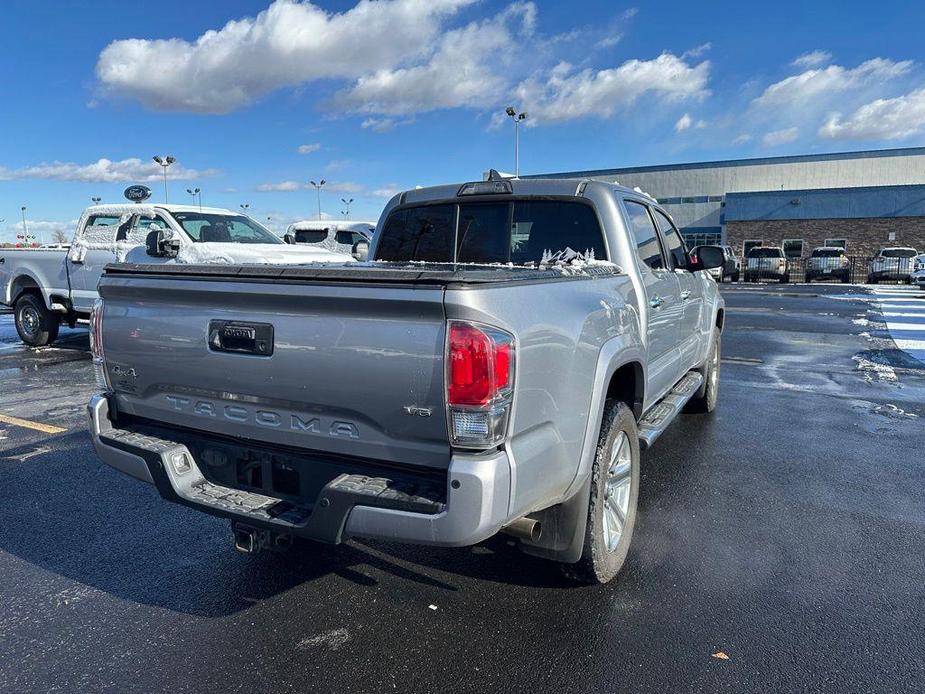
(88, 177, 725, 584)
(0, 203, 348, 346)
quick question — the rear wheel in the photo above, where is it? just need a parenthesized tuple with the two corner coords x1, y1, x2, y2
(868, 276, 878, 285)
(686, 331, 720, 413)
(779, 274, 789, 284)
(14, 294, 59, 347)
(563, 401, 640, 585)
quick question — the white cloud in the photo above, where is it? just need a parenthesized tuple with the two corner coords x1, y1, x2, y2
(255, 179, 367, 195)
(754, 58, 912, 106)
(371, 185, 402, 198)
(732, 133, 753, 145)
(819, 87, 925, 140)
(297, 143, 321, 154)
(511, 53, 709, 124)
(791, 50, 832, 69)
(95, 0, 476, 113)
(0, 158, 217, 183)
(330, 2, 536, 115)
(682, 42, 712, 59)
(2, 219, 78, 245)
(360, 117, 414, 133)
(256, 180, 302, 192)
(762, 127, 799, 146)
(675, 113, 692, 132)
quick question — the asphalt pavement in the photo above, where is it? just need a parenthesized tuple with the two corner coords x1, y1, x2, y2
(1, 285, 924, 693)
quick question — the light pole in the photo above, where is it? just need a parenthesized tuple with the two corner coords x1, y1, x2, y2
(187, 187, 202, 211)
(240, 203, 250, 216)
(310, 179, 326, 221)
(505, 106, 528, 178)
(341, 197, 353, 220)
(20, 206, 37, 246)
(152, 155, 176, 202)
(91, 196, 101, 205)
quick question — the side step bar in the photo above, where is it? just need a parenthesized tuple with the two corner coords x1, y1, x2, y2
(637, 371, 703, 450)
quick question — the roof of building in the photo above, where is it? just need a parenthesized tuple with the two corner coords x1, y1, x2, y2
(527, 147, 925, 179)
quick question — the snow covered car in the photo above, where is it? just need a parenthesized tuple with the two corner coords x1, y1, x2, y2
(284, 221, 375, 259)
(805, 247, 850, 283)
(867, 247, 917, 284)
(0, 203, 353, 346)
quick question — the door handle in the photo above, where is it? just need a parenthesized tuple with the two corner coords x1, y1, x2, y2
(680, 290, 691, 300)
(649, 296, 664, 309)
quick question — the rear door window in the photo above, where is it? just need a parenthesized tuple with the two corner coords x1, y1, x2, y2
(623, 200, 665, 270)
(749, 248, 783, 258)
(295, 229, 329, 244)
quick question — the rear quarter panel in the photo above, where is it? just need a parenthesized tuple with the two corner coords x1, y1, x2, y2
(0, 249, 70, 307)
(445, 273, 642, 517)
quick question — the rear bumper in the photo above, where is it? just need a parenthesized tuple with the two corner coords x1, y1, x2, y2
(88, 394, 511, 547)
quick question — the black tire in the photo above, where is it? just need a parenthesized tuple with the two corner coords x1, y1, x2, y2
(732, 272, 740, 283)
(868, 276, 878, 285)
(686, 331, 720, 414)
(562, 401, 640, 585)
(841, 272, 850, 284)
(14, 293, 59, 347)
(779, 274, 790, 284)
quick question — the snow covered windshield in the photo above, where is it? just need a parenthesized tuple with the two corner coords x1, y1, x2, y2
(170, 213, 282, 244)
(376, 200, 606, 264)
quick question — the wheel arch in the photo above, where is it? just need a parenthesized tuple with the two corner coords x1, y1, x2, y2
(9, 273, 43, 306)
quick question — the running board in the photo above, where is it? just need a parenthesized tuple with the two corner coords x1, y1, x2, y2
(637, 371, 703, 450)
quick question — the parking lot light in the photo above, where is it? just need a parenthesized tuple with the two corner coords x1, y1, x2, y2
(310, 180, 326, 221)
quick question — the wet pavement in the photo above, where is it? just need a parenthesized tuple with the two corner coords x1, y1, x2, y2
(1, 285, 924, 693)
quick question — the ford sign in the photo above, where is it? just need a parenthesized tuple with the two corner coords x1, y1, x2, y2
(124, 185, 152, 203)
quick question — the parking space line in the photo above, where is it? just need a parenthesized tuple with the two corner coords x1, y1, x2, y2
(0, 414, 67, 434)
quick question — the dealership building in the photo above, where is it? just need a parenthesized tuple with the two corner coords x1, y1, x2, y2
(532, 147, 925, 258)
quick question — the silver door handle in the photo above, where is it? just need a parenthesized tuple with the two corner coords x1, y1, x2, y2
(680, 290, 691, 300)
(649, 296, 663, 308)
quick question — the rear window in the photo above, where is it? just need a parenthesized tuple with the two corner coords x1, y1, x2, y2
(295, 229, 329, 244)
(748, 248, 783, 258)
(375, 200, 606, 264)
(812, 249, 845, 258)
(882, 248, 917, 258)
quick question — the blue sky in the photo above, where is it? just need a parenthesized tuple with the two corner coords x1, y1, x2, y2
(2, 0, 925, 243)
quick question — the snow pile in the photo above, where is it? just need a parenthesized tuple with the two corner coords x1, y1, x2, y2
(68, 209, 146, 263)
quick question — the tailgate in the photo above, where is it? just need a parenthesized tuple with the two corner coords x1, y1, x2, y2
(98, 273, 450, 469)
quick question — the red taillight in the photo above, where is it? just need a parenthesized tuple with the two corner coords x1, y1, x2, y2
(448, 322, 506, 406)
(446, 321, 515, 448)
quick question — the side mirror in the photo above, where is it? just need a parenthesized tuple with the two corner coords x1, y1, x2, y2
(145, 230, 180, 258)
(689, 245, 725, 271)
(283, 233, 295, 244)
(352, 240, 369, 261)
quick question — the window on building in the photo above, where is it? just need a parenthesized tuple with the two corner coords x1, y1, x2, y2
(623, 200, 665, 270)
(782, 239, 804, 258)
(743, 240, 764, 256)
(824, 238, 848, 250)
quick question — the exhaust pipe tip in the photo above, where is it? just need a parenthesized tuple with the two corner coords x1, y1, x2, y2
(502, 517, 542, 543)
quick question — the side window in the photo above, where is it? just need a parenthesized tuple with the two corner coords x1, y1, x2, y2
(624, 200, 665, 270)
(652, 209, 688, 269)
(375, 204, 456, 262)
(123, 214, 169, 243)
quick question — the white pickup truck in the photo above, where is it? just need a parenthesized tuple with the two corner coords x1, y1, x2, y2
(0, 203, 351, 346)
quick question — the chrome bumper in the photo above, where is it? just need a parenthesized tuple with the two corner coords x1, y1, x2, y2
(88, 394, 511, 547)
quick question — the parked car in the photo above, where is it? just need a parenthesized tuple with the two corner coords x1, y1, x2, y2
(88, 176, 726, 585)
(912, 254, 925, 289)
(745, 247, 789, 283)
(867, 247, 918, 284)
(284, 221, 375, 259)
(806, 247, 850, 283)
(0, 203, 352, 346)
(706, 245, 740, 283)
